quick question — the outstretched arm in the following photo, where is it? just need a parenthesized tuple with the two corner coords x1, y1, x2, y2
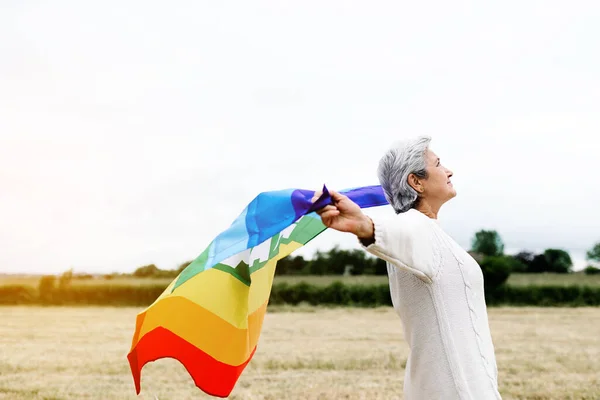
(311, 189, 375, 242)
(312, 190, 441, 283)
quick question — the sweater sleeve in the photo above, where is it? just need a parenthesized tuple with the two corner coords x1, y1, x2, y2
(359, 213, 443, 283)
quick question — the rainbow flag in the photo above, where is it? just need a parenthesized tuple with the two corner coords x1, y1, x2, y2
(127, 185, 388, 397)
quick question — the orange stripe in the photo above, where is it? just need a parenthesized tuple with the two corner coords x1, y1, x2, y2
(131, 296, 268, 366)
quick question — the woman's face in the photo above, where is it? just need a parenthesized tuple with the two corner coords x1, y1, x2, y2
(421, 149, 456, 204)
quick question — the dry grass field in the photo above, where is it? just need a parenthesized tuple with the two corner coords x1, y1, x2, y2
(0, 306, 598, 400)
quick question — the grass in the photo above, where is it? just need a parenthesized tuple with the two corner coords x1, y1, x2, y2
(0, 276, 174, 288)
(276, 273, 600, 287)
(0, 306, 598, 399)
(3, 272, 600, 289)
(507, 272, 600, 287)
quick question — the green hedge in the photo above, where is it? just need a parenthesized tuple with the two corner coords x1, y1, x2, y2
(269, 282, 392, 306)
(0, 284, 165, 306)
(1, 282, 600, 307)
(486, 285, 600, 306)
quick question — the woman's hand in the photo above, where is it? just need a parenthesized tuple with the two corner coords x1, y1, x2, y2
(311, 189, 374, 240)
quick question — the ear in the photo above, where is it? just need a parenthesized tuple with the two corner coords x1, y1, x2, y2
(407, 173, 424, 194)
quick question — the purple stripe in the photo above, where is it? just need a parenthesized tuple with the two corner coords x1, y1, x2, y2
(291, 185, 388, 220)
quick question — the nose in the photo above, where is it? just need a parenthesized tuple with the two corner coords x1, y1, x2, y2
(447, 168, 453, 178)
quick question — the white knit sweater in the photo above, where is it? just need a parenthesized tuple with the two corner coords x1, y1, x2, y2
(362, 209, 502, 400)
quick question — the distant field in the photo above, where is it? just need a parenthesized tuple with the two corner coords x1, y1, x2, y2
(0, 306, 598, 399)
(276, 273, 600, 287)
(2, 273, 600, 288)
(0, 276, 174, 288)
(507, 272, 600, 286)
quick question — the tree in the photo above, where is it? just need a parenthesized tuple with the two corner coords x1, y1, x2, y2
(344, 249, 370, 275)
(513, 251, 535, 271)
(543, 249, 573, 274)
(471, 230, 505, 257)
(584, 266, 600, 275)
(529, 253, 549, 273)
(288, 255, 308, 275)
(275, 255, 308, 275)
(133, 264, 161, 278)
(372, 258, 388, 275)
(304, 247, 373, 275)
(586, 242, 600, 263)
(308, 251, 328, 275)
(528, 249, 573, 273)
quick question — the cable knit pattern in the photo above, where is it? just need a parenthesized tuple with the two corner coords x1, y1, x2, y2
(442, 231, 499, 393)
(362, 209, 502, 400)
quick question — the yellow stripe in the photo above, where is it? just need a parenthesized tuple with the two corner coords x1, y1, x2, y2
(171, 268, 250, 328)
(131, 240, 305, 363)
(248, 241, 302, 312)
(150, 279, 176, 307)
(165, 240, 303, 328)
(134, 296, 268, 366)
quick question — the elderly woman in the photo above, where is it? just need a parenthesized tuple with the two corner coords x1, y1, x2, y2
(314, 136, 502, 399)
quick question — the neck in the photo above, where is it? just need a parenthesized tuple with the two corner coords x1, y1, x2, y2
(414, 200, 441, 220)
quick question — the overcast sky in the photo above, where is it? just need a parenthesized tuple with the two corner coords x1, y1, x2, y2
(1, 1, 599, 274)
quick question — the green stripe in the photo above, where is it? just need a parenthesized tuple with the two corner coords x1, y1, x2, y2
(213, 263, 251, 286)
(172, 215, 327, 292)
(171, 247, 210, 292)
(249, 216, 326, 275)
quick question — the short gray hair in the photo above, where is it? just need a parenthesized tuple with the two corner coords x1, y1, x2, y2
(377, 136, 431, 214)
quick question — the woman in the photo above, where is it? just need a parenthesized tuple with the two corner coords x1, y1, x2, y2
(313, 136, 502, 399)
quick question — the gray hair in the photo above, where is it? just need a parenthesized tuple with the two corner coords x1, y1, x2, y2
(377, 136, 431, 214)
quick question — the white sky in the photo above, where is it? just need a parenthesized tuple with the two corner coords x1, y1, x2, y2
(1, 1, 599, 274)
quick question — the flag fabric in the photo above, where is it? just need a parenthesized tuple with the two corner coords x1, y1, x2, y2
(127, 185, 389, 398)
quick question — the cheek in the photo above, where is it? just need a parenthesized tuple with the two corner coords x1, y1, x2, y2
(437, 171, 448, 185)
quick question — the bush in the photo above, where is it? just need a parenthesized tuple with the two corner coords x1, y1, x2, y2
(56, 285, 167, 306)
(485, 285, 600, 307)
(479, 256, 512, 291)
(319, 281, 352, 304)
(585, 266, 600, 275)
(506, 256, 528, 273)
(38, 275, 56, 302)
(270, 282, 318, 305)
(58, 269, 73, 290)
(0, 285, 37, 304)
(269, 282, 392, 307)
(2, 278, 600, 307)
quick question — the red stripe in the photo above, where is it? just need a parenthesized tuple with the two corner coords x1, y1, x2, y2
(127, 326, 256, 398)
